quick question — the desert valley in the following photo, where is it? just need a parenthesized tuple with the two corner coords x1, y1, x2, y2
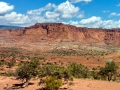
(0, 23, 120, 90)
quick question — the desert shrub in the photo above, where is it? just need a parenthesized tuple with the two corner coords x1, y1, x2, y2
(17, 62, 23, 66)
(90, 71, 101, 80)
(38, 64, 64, 79)
(7, 62, 14, 68)
(5, 70, 15, 77)
(98, 67, 108, 80)
(16, 62, 33, 83)
(99, 61, 118, 81)
(39, 57, 46, 60)
(69, 81, 74, 85)
(67, 63, 90, 78)
(62, 68, 73, 81)
(20, 55, 26, 60)
(0, 60, 4, 72)
(44, 76, 62, 90)
(48, 49, 78, 56)
(38, 63, 74, 83)
(92, 67, 97, 71)
(0, 60, 4, 66)
(16, 59, 40, 87)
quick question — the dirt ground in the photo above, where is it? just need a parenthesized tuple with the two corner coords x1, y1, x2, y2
(45, 52, 120, 69)
(69, 79, 120, 90)
(0, 76, 120, 90)
(0, 51, 120, 90)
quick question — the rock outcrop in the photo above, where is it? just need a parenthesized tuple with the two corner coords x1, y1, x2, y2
(0, 23, 120, 51)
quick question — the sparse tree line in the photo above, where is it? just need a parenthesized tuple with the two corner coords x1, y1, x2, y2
(48, 49, 116, 57)
(1, 59, 120, 90)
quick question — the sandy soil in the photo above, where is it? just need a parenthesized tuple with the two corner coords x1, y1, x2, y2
(0, 76, 40, 90)
(0, 76, 120, 90)
(68, 79, 120, 90)
(0, 52, 120, 90)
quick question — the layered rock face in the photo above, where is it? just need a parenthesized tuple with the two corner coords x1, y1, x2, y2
(0, 23, 120, 51)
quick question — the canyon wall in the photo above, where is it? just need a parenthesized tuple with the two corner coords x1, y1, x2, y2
(0, 23, 120, 51)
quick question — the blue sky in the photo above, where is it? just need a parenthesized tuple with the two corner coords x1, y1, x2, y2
(0, 0, 120, 28)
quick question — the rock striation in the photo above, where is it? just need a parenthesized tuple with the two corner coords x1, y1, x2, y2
(0, 23, 120, 51)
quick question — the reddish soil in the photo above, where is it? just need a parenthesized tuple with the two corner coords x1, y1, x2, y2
(69, 79, 120, 90)
(45, 52, 120, 68)
(0, 76, 120, 90)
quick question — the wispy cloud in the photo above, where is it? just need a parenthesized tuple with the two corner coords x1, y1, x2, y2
(68, 16, 120, 29)
(70, 0, 92, 3)
(109, 12, 120, 17)
(102, 10, 110, 13)
(77, 11, 84, 18)
(117, 3, 120, 6)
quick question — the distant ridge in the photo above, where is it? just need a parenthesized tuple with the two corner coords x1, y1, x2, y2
(0, 23, 120, 51)
(0, 25, 23, 29)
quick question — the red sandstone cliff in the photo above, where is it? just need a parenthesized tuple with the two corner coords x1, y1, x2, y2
(0, 23, 120, 51)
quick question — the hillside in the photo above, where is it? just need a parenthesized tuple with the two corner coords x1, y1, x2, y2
(0, 23, 120, 51)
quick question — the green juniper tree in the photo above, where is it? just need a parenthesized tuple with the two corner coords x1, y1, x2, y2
(16, 59, 40, 87)
(99, 61, 118, 81)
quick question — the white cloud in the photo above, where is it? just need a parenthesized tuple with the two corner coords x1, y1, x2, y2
(80, 16, 101, 24)
(109, 12, 117, 17)
(26, 1, 80, 23)
(0, 12, 30, 26)
(102, 20, 120, 29)
(45, 11, 59, 19)
(109, 12, 120, 17)
(27, 3, 56, 16)
(55, 1, 79, 19)
(102, 10, 110, 13)
(0, 1, 120, 29)
(0, 2, 14, 15)
(77, 11, 84, 18)
(68, 16, 120, 29)
(0, 1, 81, 26)
(27, 0, 80, 23)
(0, 3, 57, 26)
(70, 0, 92, 3)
